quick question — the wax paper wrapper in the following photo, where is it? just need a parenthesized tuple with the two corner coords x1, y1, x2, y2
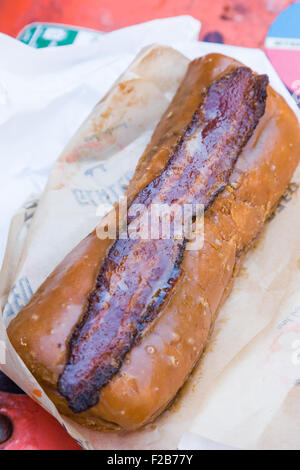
(1, 16, 300, 450)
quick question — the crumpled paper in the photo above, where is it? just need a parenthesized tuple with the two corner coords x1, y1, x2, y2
(1, 16, 300, 450)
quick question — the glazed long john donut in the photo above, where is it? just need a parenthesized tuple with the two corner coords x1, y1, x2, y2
(58, 67, 268, 413)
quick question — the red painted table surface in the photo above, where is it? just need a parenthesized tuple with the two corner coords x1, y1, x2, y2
(0, 0, 295, 452)
(0, 393, 80, 450)
(0, 0, 294, 47)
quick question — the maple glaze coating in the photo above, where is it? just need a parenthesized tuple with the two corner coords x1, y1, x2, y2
(8, 54, 300, 431)
(58, 67, 268, 414)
